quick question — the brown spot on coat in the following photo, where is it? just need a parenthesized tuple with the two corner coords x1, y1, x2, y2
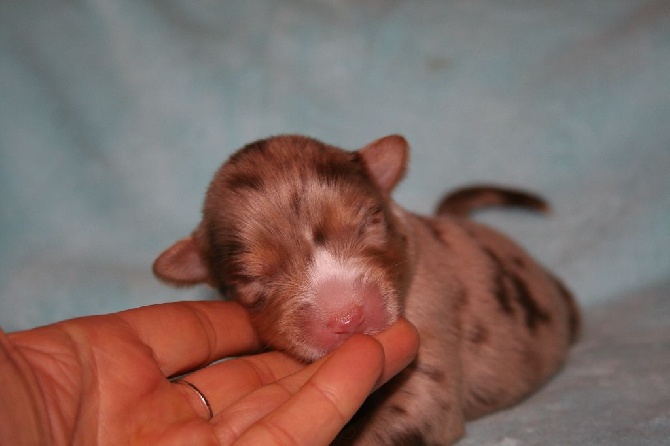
(508, 273, 551, 331)
(482, 245, 551, 333)
(315, 152, 365, 186)
(468, 323, 489, 345)
(455, 286, 469, 309)
(482, 247, 515, 315)
(226, 172, 264, 191)
(417, 365, 446, 384)
(312, 227, 326, 245)
(511, 255, 526, 269)
(392, 429, 428, 446)
(389, 404, 407, 415)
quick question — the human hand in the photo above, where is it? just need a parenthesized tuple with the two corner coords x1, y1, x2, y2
(1, 301, 419, 445)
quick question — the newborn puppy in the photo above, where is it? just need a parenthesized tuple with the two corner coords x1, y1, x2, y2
(153, 135, 580, 445)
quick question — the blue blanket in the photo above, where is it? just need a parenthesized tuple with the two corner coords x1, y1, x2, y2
(1, 1, 668, 443)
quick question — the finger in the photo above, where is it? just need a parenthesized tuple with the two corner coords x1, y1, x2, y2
(370, 317, 420, 389)
(116, 301, 260, 376)
(232, 334, 385, 446)
(180, 317, 418, 418)
(210, 318, 419, 443)
(176, 350, 304, 412)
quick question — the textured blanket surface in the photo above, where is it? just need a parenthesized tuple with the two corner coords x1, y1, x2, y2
(1, 1, 668, 444)
(462, 281, 670, 445)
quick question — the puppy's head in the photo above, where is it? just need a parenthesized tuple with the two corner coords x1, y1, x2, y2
(154, 135, 411, 361)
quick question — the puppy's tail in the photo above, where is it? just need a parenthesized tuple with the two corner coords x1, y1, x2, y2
(436, 184, 550, 218)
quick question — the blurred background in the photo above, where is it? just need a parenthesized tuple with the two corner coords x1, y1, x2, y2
(2, 1, 668, 330)
(2, 1, 669, 443)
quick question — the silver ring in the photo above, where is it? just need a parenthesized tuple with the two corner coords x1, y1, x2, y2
(174, 379, 214, 420)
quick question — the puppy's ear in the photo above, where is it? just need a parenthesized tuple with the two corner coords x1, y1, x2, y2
(358, 134, 409, 195)
(153, 229, 212, 287)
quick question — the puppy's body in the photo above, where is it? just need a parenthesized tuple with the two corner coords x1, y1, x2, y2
(154, 135, 579, 445)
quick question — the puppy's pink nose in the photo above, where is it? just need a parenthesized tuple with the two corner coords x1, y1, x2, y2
(327, 305, 365, 334)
